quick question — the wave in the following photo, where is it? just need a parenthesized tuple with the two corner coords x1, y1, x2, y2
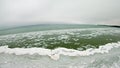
(0, 42, 120, 60)
(0, 28, 120, 50)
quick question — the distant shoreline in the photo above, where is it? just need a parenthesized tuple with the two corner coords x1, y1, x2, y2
(100, 25, 120, 28)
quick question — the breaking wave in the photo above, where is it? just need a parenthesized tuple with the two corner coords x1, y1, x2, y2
(0, 42, 120, 60)
(0, 26, 120, 68)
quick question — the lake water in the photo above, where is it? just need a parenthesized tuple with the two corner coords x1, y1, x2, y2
(0, 24, 120, 68)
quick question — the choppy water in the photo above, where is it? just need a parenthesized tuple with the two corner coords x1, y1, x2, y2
(0, 46, 120, 68)
(0, 24, 120, 68)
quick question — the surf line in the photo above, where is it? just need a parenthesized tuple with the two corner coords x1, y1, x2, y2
(0, 42, 120, 60)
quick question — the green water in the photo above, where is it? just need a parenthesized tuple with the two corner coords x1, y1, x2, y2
(0, 24, 107, 35)
(0, 24, 120, 50)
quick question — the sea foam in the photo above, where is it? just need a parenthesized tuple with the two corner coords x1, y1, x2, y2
(0, 42, 120, 60)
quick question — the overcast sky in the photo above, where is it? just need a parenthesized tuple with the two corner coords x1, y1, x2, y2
(0, 0, 120, 27)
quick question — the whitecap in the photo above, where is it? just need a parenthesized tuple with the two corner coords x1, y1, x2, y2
(0, 42, 120, 60)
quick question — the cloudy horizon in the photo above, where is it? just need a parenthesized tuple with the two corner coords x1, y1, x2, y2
(0, 0, 120, 27)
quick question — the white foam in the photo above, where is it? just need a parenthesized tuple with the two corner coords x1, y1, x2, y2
(0, 28, 119, 40)
(0, 42, 120, 60)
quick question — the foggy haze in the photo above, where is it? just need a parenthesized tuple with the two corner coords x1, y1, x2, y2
(0, 0, 120, 27)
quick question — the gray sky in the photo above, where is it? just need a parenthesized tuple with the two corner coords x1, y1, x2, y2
(0, 0, 120, 27)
